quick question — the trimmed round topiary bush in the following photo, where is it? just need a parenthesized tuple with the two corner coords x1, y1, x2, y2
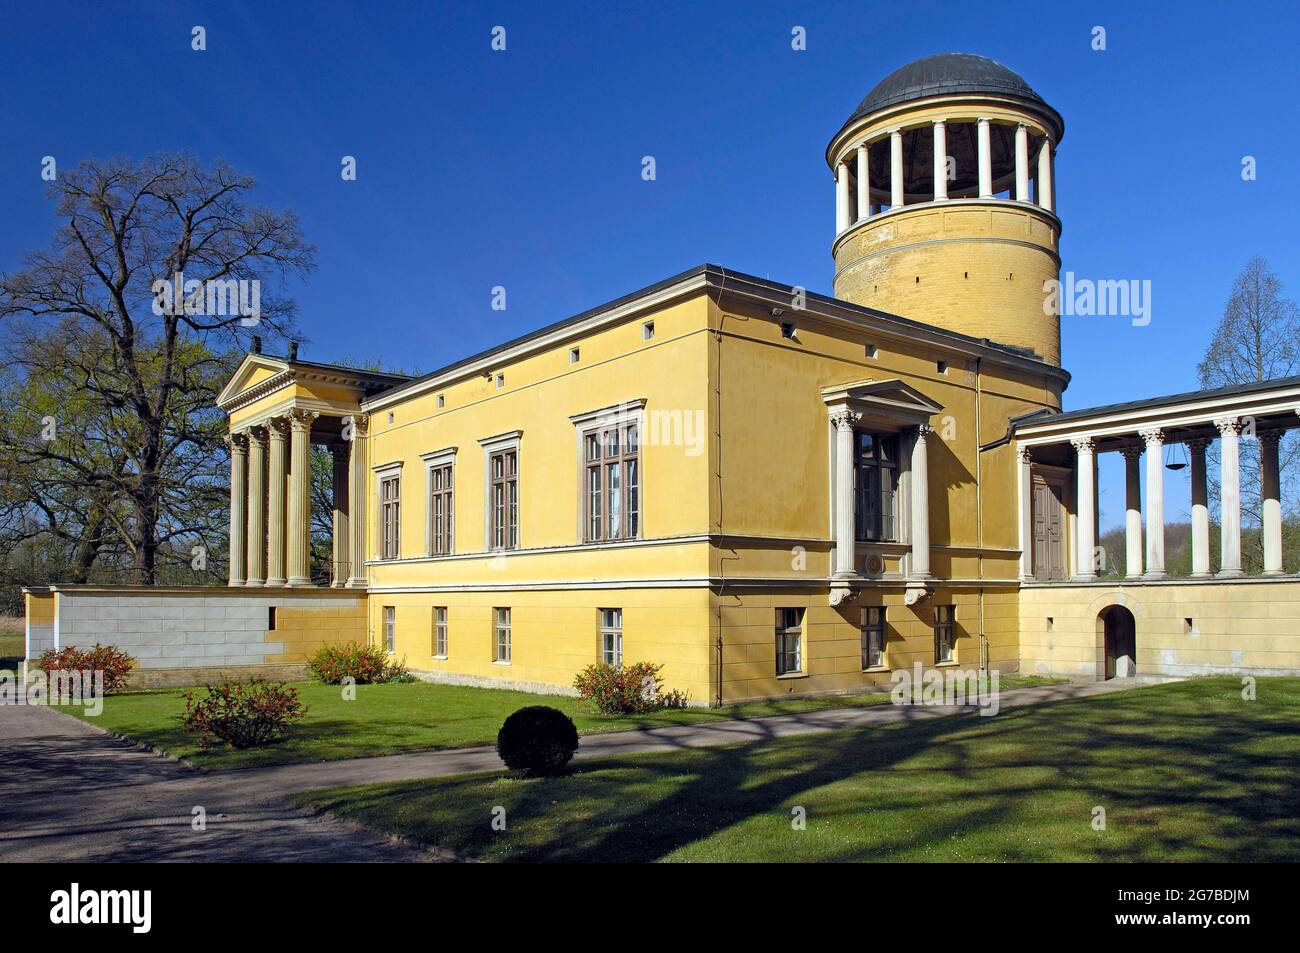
(496, 705, 579, 776)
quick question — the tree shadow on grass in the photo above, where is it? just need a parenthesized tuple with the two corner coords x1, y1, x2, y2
(407, 679, 1300, 862)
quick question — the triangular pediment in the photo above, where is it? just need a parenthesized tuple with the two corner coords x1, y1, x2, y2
(822, 378, 944, 418)
(217, 354, 291, 407)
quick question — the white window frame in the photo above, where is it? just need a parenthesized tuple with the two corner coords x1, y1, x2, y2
(599, 608, 623, 667)
(935, 605, 956, 663)
(569, 399, 646, 543)
(433, 606, 448, 658)
(383, 605, 396, 653)
(862, 606, 887, 670)
(421, 447, 457, 557)
(373, 462, 403, 561)
(493, 607, 511, 663)
(479, 431, 522, 551)
(776, 607, 804, 676)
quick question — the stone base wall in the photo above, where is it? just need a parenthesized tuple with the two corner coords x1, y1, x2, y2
(22, 585, 366, 673)
(1020, 579, 1300, 679)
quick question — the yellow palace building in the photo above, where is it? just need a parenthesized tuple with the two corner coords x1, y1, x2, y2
(28, 54, 1300, 701)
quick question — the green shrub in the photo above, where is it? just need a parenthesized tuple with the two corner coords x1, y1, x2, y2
(572, 661, 688, 715)
(496, 706, 579, 776)
(182, 680, 306, 748)
(308, 642, 411, 684)
(37, 644, 136, 694)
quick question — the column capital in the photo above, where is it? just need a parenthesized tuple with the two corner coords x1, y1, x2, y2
(1139, 427, 1165, 446)
(1119, 444, 1143, 462)
(288, 408, 319, 431)
(1016, 445, 1032, 463)
(1186, 436, 1212, 453)
(976, 116, 992, 126)
(226, 431, 249, 452)
(345, 413, 370, 438)
(1214, 416, 1245, 436)
(246, 423, 269, 444)
(829, 408, 861, 431)
(931, 117, 946, 127)
(916, 422, 936, 440)
(856, 140, 870, 152)
(888, 127, 903, 138)
(1257, 427, 1284, 449)
(1070, 436, 1096, 454)
(267, 416, 291, 439)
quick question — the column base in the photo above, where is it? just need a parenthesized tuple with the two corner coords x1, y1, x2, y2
(1215, 569, 1245, 579)
(1072, 573, 1097, 582)
(228, 578, 246, 587)
(1190, 571, 1212, 579)
(266, 576, 287, 587)
(1124, 573, 1143, 580)
(1263, 568, 1285, 576)
(286, 576, 313, 587)
(244, 578, 265, 587)
(345, 577, 368, 589)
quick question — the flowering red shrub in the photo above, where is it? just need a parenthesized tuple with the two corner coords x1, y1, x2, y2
(182, 680, 306, 748)
(572, 661, 688, 714)
(308, 642, 410, 684)
(37, 644, 136, 694)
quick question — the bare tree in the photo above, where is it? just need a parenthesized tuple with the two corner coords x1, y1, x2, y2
(0, 154, 314, 583)
(1197, 256, 1299, 570)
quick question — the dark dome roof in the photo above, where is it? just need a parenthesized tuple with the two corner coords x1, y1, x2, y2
(845, 53, 1051, 126)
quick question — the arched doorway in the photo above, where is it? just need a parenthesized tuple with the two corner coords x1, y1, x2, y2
(1101, 605, 1136, 679)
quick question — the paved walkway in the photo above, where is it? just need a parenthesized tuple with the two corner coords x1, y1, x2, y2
(0, 678, 1139, 862)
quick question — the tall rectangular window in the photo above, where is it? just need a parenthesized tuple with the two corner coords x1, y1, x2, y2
(584, 423, 639, 541)
(433, 606, 448, 658)
(600, 608, 623, 667)
(862, 606, 887, 669)
(429, 462, 454, 555)
(855, 432, 898, 542)
(379, 474, 401, 559)
(935, 605, 956, 663)
(383, 606, 395, 653)
(494, 607, 511, 662)
(490, 450, 518, 550)
(776, 607, 804, 676)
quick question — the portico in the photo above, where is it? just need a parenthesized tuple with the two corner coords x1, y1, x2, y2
(1013, 376, 1300, 582)
(216, 348, 411, 589)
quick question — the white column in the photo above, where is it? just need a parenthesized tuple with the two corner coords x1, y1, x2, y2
(331, 443, 351, 586)
(1072, 437, 1096, 580)
(1141, 428, 1166, 578)
(855, 141, 871, 221)
(1037, 137, 1054, 212)
(1121, 445, 1143, 578)
(346, 414, 370, 589)
(1016, 445, 1032, 579)
(889, 128, 904, 209)
(835, 161, 850, 234)
(1188, 438, 1211, 577)
(932, 120, 948, 201)
(832, 409, 860, 576)
(227, 432, 248, 586)
(1260, 429, 1284, 575)
(1216, 417, 1245, 577)
(977, 118, 993, 198)
(245, 425, 267, 587)
(910, 424, 933, 579)
(266, 417, 288, 587)
(1015, 123, 1030, 201)
(286, 409, 318, 586)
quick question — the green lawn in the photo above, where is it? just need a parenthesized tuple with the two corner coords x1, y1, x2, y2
(55, 673, 1063, 769)
(0, 631, 24, 669)
(295, 677, 1300, 862)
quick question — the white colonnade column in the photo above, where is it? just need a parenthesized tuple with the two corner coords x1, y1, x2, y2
(1072, 437, 1096, 580)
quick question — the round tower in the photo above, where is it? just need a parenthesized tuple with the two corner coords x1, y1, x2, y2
(827, 53, 1064, 365)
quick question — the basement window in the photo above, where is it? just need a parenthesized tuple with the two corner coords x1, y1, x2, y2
(1046, 617, 1054, 632)
(268, 606, 277, 631)
(1184, 617, 1195, 635)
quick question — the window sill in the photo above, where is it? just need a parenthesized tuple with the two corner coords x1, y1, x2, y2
(776, 671, 808, 680)
(862, 665, 891, 674)
(935, 660, 959, 668)
(431, 655, 448, 661)
(492, 660, 512, 666)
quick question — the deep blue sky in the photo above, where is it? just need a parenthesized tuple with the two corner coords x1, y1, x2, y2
(2, 0, 1297, 529)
